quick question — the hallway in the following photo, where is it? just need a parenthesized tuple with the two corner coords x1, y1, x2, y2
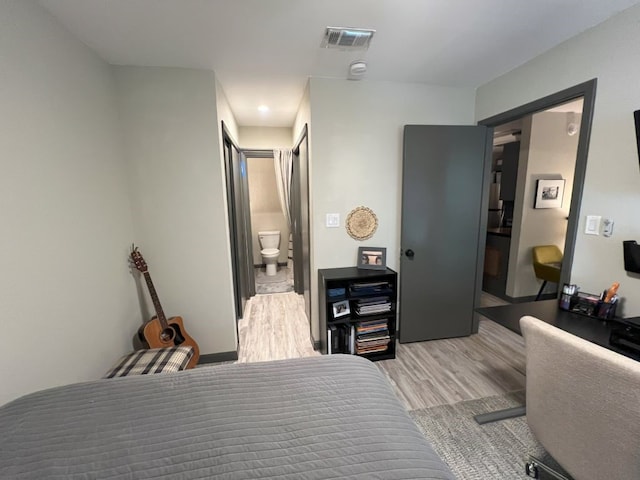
(237, 291, 317, 363)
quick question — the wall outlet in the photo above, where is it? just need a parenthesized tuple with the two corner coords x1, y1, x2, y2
(585, 215, 601, 235)
(602, 218, 614, 237)
(326, 213, 340, 228)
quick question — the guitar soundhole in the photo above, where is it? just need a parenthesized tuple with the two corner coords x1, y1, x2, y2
(169, 324, 186, 346)
(160, 328, 176, 343)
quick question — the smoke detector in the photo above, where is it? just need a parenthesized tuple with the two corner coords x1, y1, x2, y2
(348, 60, 368, 80)
(321, 27, 375, 50)
(566, 111, 579, 136)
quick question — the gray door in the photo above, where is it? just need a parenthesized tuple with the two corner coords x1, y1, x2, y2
(292, 125, 311, 325)
(399, 125, 491, 342)
(222, 129, 252, 322)
(238, 152, 255, 298)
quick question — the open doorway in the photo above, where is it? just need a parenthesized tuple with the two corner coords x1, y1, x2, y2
(244, 150, 294, 295)
(483, 98, 584, 301)
(478, 80, 596, 304)
(221, 123, 312, 332)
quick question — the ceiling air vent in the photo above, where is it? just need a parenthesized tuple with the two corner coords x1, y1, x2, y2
(321, 27, 375, 50)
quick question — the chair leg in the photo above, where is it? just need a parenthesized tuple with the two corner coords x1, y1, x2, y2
(526, 454, 573, 480)
(535, 281, 547, 301)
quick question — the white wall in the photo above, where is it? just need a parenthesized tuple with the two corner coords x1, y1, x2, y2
(214, 77, 240, 315)
(293, 81, 312, 147)
(216, 77, 240, 144)
(239, 126, 293, 149)
(307, 78, 476, 340)
(507, 112, 579, 298)
(0, 1, 138, 406)
(476, 4, 640, 316)
(214, 77, 241, 335)
(114, 66, 237, 355)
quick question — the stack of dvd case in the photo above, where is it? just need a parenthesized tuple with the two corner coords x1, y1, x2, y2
(355, 319, 390, 354)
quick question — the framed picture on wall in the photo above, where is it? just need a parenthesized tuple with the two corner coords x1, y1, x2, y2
(534, 179, 565, 209)
(357, 247, 387, 270)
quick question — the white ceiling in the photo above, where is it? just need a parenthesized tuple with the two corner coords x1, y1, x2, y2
(39, 0, 640, 127)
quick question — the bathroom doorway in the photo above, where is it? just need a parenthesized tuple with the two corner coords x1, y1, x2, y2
(244, 149, 294, 295)
(222, 122, 312, 334)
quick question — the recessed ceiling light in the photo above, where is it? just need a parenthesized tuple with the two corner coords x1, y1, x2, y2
(258, 105, 269, 113)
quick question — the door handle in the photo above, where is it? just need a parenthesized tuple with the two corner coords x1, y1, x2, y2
(405, 249, 415, 259)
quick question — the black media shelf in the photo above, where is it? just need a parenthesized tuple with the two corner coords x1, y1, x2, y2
(319, 267, 397, 361)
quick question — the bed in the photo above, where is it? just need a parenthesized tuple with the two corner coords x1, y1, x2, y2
(0, 355, 455, 479)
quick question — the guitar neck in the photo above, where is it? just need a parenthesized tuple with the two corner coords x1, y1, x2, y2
(143, 271, 169, 328)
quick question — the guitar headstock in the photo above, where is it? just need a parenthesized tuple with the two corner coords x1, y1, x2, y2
(130, 245, 148, 273)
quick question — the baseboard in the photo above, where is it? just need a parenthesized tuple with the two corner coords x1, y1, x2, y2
(510, 293, 557, 303)
(483, 290, 557, 304)
(198, 351, 238, 364)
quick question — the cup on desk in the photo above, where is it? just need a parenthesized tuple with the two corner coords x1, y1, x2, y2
(596, 298, 618, 320)
(559, 284, 577, 310)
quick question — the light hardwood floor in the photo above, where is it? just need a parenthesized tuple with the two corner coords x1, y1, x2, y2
(376, 318, 524, 410)
(237, 292, 319, 363)
(238, 291, 524, 411)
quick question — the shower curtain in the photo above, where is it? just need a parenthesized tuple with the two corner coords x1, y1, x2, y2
(273, 148, 293, 268)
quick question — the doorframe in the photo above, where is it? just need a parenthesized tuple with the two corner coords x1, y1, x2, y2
(242, 149, 274, 293)
(221, 121, 252, 327)
(477, 78, 597, 297)
(292, 124, 312, 335)
(239, 149, 256, 299)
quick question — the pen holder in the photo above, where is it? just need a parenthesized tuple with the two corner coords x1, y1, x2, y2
(559, 283, 577, 311)
(596, 300, 617, 320)
(559, 291, 617, 319)
(559, 292, 572, 310)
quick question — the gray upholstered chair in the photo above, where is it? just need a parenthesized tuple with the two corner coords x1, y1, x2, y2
(520, 315, 640, 480)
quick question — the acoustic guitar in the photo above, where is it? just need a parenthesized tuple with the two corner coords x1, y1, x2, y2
(130, 246, 200, 369)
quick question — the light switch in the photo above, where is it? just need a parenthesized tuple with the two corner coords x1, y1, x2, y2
(326, 213, 340, 228)
(585, 215, 601, 235)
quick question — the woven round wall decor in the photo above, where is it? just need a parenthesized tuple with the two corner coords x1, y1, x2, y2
(346, 206, 378, 241)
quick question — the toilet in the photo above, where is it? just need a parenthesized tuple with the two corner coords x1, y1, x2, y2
(258, 230, 280, 276)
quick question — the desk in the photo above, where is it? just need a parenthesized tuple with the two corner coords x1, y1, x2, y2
(473, 300, 640, 424)
(476, 299, 640, 362)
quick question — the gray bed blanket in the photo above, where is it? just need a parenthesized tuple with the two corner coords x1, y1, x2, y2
(0, 355, 455, 479)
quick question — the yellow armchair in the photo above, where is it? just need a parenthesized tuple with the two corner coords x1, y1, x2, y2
(532, 245, 563, 301)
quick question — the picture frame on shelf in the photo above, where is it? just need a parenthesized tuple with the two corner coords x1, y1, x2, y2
(357, 247, 387, 270)
(332, 299, 350, 319)
(534, 179, 565, 209)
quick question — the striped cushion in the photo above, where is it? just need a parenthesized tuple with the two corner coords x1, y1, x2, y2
(104, 347, 194, 378)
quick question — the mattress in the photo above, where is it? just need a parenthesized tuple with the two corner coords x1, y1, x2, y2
(0, 355, 455, 479)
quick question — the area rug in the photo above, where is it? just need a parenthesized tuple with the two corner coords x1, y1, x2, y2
(255, 268, 293, 294)
(255, 268, 289, 283)
(410, 391, 554, 479)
